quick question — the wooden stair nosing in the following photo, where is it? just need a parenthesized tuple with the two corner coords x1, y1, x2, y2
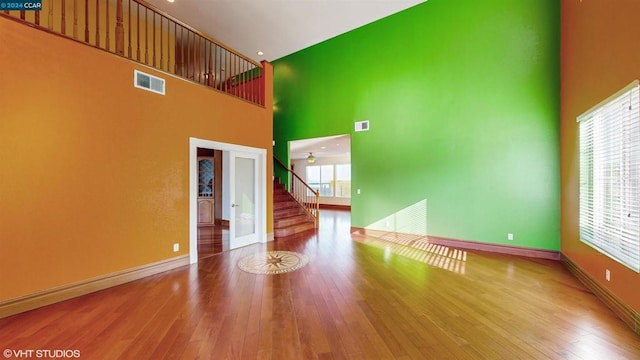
(274, 208, 304, 219)
(274, 214, 314, 228)
(274, 201, 300, 211)
(274, 222, 316, 238)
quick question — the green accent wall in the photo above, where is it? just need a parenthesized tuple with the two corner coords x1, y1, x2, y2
(273, 0, 560, 250)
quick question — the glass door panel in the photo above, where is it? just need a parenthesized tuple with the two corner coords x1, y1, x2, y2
(230, 152, 259, 249)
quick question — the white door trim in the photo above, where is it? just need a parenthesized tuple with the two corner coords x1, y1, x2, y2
(189, 137, 267, 264)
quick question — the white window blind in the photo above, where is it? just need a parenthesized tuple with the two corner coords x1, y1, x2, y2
(578, 80, 640, 272)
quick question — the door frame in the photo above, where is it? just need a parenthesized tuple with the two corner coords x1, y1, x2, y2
(189, 137, 267, 264)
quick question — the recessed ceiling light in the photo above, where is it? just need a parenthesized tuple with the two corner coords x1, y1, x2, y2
(167, 0, 175, 3)
(257, 51, 264, 56)
(321, 146, 327, 149)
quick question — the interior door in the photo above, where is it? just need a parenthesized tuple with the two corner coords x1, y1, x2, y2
(229, 151, 259, 249)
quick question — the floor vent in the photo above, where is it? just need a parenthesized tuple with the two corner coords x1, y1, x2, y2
(134, 70, 165, 95)
(355, 120, 369, 132)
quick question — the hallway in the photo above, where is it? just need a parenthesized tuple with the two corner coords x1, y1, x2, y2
(0, 210, 638, 359)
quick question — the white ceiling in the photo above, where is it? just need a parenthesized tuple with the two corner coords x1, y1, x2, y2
(145, 0, 426, 62)
(144, 0, 421, 159)
(290, 135, 351, 160)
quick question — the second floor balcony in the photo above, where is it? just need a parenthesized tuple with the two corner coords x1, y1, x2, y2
(1, 0, 265, 106)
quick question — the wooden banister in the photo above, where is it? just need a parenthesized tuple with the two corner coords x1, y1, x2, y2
(274, 156, 320, 227)
(0, 0, 264, 107)
(115, 0, 123, 55)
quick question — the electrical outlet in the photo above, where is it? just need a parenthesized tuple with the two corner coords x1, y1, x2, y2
(606, 269, 611, 281)
(173, 243, 179, 252)
(357, 189, 361, 195)
(507, 233, 514, 241)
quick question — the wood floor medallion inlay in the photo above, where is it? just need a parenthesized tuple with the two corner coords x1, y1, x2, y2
(237, 251, 309, 274)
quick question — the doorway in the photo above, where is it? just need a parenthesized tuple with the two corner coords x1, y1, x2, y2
(189, 138, 267, 264)
(289, 134, 352, 209)
(196, 149, 227, 259)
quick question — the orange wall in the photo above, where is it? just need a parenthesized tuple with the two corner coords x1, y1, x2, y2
(561, 0, 640, 312)
(0, 17, 273, 301)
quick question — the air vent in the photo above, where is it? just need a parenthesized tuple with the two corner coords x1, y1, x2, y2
(134, 70, 165, 95)
(355, 120, 370, 132)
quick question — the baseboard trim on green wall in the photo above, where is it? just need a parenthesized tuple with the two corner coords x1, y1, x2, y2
(0, 255, 190, 319)
(561, 254, 640, 336)
(350, 227, 560, 260)
(427, 236, 561, 260)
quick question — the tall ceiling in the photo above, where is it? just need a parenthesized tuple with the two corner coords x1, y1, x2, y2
(145, 0, 426, 62)
(143, 0, 425, 160)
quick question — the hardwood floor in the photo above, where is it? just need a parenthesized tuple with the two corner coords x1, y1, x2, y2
(1, 210, 639, 359)
(198, 224, 230, 259)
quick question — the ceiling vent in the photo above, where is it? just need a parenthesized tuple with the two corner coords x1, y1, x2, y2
(134, 70, 165, 95)
(355, 120, 370, 132)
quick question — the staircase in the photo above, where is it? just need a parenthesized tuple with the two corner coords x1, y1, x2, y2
(274, 181, 316, 238)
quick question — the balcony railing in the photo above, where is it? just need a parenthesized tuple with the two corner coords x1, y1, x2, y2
(1, 0, 264, 106)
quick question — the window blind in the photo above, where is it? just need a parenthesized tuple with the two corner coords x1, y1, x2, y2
(578, 81, 640, 273)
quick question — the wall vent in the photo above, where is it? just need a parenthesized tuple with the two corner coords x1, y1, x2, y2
(134, 70, 165, 95)
(355, 120, 370, 132)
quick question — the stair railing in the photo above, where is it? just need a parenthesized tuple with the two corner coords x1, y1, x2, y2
(274, 156, 319, 227)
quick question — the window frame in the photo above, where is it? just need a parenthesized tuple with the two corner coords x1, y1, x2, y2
(578, 80, 640, 273)
(305, 163, 351, 199)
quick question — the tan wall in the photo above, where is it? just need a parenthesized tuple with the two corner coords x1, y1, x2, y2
(0, 16, 273, 301)
(561, 0, 640, 311)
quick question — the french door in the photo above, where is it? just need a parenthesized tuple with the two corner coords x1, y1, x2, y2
(229, 151, 259, 249)
(189, 138, 266, 264)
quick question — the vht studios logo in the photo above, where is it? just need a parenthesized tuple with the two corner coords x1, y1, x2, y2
(3, 349, 80, 358)
(0, 1, 42, 10)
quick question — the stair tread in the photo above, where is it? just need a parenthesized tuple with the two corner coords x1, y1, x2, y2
(275, 214, 313, 227)
(274, 209, 304, 219)
(274, 222, 316, 238)
(273, 182, 317, 238)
